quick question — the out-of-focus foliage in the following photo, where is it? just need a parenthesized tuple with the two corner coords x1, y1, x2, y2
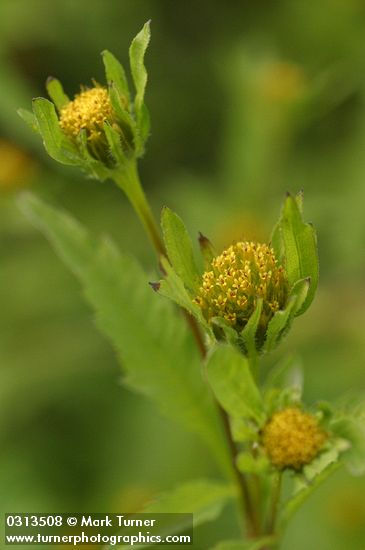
(1, 1, 365, 549)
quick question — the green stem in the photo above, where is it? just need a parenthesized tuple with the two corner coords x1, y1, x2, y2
(266, 472, 282, 536)
(112, 161, 259, 539)
(113, 162, 165, 256)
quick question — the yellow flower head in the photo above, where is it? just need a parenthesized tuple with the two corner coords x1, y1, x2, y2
(60, 86, 114, 142)
(194, 241, 288, 338)
(262, 407, 327, 470)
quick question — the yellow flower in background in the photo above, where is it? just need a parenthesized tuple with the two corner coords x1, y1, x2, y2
(0, 139, 37, 190)
(262, 407, 327, 470)
(194, 241, 288, 337)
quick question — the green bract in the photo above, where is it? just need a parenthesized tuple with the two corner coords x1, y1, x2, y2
(155, 192, 319, 358)
(18, 22, 151, 180)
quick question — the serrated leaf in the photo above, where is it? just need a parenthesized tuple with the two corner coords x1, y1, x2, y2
(17, 108, 39, 133)
(330, 417, 365, 475)
(110, 480, 235, 550)
(46, 77, 70, 111)
(277, 194, 318, 315)
(211, 536, 277, 550)
(32, 98, 80, 165)
(206, 345, 264, 423)
(129, 21, 150, 113)
(102, 49, 130, 103)
(241, 298, 262, 357)
(161, 207, 200, 293)
(18, 194, 231, 477)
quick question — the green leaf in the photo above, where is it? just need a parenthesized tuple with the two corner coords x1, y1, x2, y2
(206, 345, 264, 423)
(103, 121, 127, 165)
(19, 194, 230, 477)
(263, 278, 309, 352)
(211, 537, 278, 550)
(211, 317, 239, 348)
(157, 257, 211, 335)
(280, 460, 341, 528)
(145, 479, 234, 524)
(230, 417, 259, 443)
(161, 207, 200, 293)
(241, 298, 263, 357)
(129, 21, 150, 113)
(114, 480, 235, 550)
(129, 21, 151, 155)
(108, 82, 134, 129)
(236, 451, 269, 475)
(17, 108, 39, 133)
(198, 232, 216, 269)
(102, 49, 130, 104)
(77, 130, 111, 181)
(32, 98, 80, 165)
(275, 194, 318, 315)
(331, 417, 365, 475)
(134, 102, 150, 156)
(46, 77, 70, 111)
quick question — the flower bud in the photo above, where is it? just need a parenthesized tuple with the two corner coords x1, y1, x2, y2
(262, 407, 327, 470)
(194, 241, 288, 343)
(59, 85, 120, 164)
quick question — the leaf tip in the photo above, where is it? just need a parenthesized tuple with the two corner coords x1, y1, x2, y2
(149, 281, 160, 292)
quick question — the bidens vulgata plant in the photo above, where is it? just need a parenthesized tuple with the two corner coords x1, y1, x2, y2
(19, 21, 365, 550)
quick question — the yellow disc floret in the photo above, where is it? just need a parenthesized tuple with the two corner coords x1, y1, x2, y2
(60, 86, 114, 142)
(262, 407, 327, 470)
(194, 241, 288, 338)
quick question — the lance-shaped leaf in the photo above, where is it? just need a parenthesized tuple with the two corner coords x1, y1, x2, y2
(19, 194, 230, 477)
(129, 21, 150, 112)
(129, 21, 151, 154)
(241, 298, 263, 357)
(272, 193, 318, 315)
(46, 77, 70, 111)
(32, 98, 80, 165)
(263, 278, 310, 352)
(161, 207, 200, 293)
(102, 49, 130, 104)
(206, 345, 264, 423)
(103, 121, 128, 166)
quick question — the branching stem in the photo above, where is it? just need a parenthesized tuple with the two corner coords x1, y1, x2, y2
(112, 163, 259, 539)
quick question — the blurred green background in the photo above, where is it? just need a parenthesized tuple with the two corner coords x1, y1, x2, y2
(1, 1, 365, 548)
